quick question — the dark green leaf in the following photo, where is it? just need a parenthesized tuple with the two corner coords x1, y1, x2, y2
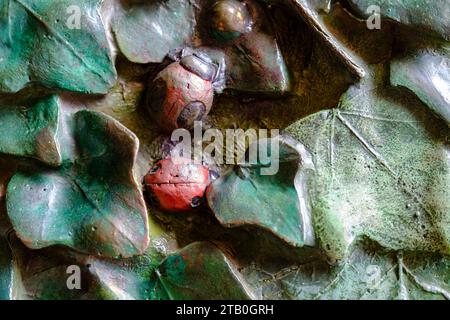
(0, 95, 60, 166)
(7, 233, 163, 300)
(9, 239, 252, 300)
(0, 0, 116, 94)
(155, 242, 255, 299)
(207, 135, 315, 247)
(6, 110, 149, 258)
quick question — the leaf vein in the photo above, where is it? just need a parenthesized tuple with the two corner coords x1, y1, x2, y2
(336, 112, 438, 224)
(13, 0, 111, 86)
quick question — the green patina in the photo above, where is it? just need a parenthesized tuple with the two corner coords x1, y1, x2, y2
(155, 242, 255, 300)
(0, 0, 116, 94)
(207, 136, 315, 247)
(0, 95, 60, 166)
(0, 0, 448, 301)
(6, 110, 149, 258)
(286, 65, 450, 260)
(206, 0, 291, 93)
(210, 30, 242, 42)
(0, 236, 14, 300)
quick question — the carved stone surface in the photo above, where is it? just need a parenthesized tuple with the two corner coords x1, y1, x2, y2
(0, 0, 448, 300)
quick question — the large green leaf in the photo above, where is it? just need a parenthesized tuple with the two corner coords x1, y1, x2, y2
(8, 238, 253, 300)
(6, 110, 149, 258)
(207, 135, 315, 247)
(112, 0, 196, 64)
(0, 0, 116, 94)
(285, 65, 450, 260)
(6, 233, 163, 300)
(154, 242, 255, 300)
(0, 95, 60, 166)
(243, 239, 450, 299)
(79, 241, 256, 300)
(348, 0, 450, 41)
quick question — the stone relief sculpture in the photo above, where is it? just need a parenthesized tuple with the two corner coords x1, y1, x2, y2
(0, 0, 449, 300)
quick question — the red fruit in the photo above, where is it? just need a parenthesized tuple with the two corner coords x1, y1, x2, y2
(144, 158, 210, 212)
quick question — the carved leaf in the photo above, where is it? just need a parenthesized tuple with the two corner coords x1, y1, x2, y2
(286, 65, 450, 260)
(6, 110, 149, 258)
(112, 0, 290, 93)
(112, 0, 196, 64)
(153, 242, 255, 299)
(0, 0, 116, 94)
(243, 240, 450, 300)
(348, 0, 450, 41)
(0, 95, 60, 166)
(38, 242, 255, 300)
(5, 234, 159, 300)
(8, 239, 254, 300)
(390, 42, 450, 125)
(207, 135, 316, 247)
